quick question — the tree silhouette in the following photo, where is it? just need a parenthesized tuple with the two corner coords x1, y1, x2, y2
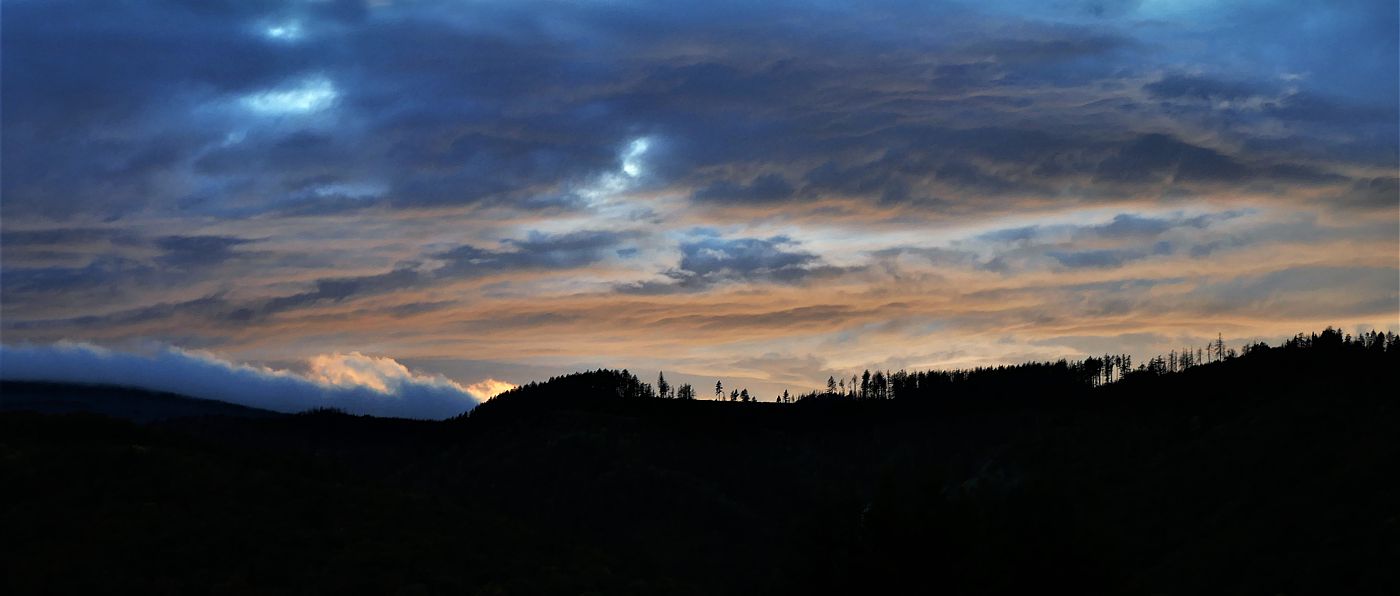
(657, 372, 671, 400)
(475, 327, 1395, 415)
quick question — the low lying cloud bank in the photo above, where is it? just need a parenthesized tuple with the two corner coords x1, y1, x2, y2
(0, 342, 482, 419)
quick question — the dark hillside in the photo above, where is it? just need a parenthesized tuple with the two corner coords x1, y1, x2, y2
(2, 331, 1397, 594)
(0, 381, 282, 422)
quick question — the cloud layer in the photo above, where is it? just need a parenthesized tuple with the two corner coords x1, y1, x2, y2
(1, 0, 1395, 401)
(0, 343, 481, 419)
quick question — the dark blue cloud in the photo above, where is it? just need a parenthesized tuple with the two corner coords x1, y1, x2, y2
(0, 342, 479, 419)
(692, 174, 797, 204)
(1094, 133, 1248, 185)
(1335, 177, 1400, 211)
(2, 227, 636, 337)
(435, 230, 636, 276)
(1, 0, 1394, 367)
(1145, 74, 1268, 102)
(155, 235, 256, 268)
(1048, 248, 1147, 269)
(624, 234, 841, 293)
(936, 211, 1256, 272)
(6, 0, 1389, 224)
(0, 232, 261, 313)
(228, 230, 635, 319)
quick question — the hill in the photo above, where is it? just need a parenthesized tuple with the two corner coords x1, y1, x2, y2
(2, 330, 1397, 594)
(0, 380, 283, 423)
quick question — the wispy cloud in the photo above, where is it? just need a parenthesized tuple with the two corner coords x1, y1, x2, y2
(0, 0, 1394, 396)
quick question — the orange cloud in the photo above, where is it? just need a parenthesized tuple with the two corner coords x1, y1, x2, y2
(466, 378, 518, 399)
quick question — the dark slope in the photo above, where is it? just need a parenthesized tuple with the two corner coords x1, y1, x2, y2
(2, 339, 1397, 595)
(0, 381, 282, 422)
(0, 412, 600, 595)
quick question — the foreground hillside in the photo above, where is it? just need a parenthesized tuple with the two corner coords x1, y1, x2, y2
(3, 333, 1397, 594)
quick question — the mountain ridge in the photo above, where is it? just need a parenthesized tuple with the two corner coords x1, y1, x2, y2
(2, 328, 1396, 594)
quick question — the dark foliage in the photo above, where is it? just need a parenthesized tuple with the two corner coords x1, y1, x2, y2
(0, 381, 282, 423)
(2, 329, 1397, 594)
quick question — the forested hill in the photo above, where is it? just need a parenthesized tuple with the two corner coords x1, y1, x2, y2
(471, 327, 1398, 414)
(2, 329, 1398, 595)
(0, 381, 282, 422)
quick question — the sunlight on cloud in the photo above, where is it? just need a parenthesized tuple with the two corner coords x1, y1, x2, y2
(311, 181, 388, 199)
(262, 20, 304, 42)
(222, 129, 247, 146)
(578, 136, 653, 203)
(3, 0, 1395, 404)
(307, 352, 468, 395)
(467, 378, 517, 399)
(0, 343, 479, 419)
(621, 137, 650, 178)
(241, 76, 338, 114)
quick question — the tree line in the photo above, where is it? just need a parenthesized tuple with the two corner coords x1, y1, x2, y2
(484, 328, 1398, 407)
(782, 328, 1397, 403)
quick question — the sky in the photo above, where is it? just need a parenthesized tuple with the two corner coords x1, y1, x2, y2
(2, 0, 1397, 416)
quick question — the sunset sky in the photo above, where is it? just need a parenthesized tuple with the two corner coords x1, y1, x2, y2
(2, 0, 1397, 416)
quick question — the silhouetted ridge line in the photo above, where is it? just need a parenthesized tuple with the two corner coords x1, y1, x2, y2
(0, 380, 284, 423)
(4, 327, 1396, 595)
(464, 328, 1398, 413)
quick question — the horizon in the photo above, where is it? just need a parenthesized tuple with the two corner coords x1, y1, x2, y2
(0, 325, 1387, 419)
(3, 0, 1398, 417)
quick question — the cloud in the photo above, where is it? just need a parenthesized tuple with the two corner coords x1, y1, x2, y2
(692, 174, 797, 205)
(3, 228, 635, 332)
(0, 342, 481, 419)
(898, 210, 1250, 272)
(6, 0, 1389, 223)
(240, 75, 339, 114)
(252, 268, 426, 318)
(1047, 247, 1155, 269)
(155, 235, 256, 268)
(1093, 134, 1248, 185)
(465, 378, 517, 399)
(625, 234, 843, 293)
(435, 230, 634, 278)
(1144, 73, 1269, 102)
(725, 353, 833, 384)
(1332, 177, 1400, 212)
(240, 229, 634, 318)
(0, 0, 1395, 393)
